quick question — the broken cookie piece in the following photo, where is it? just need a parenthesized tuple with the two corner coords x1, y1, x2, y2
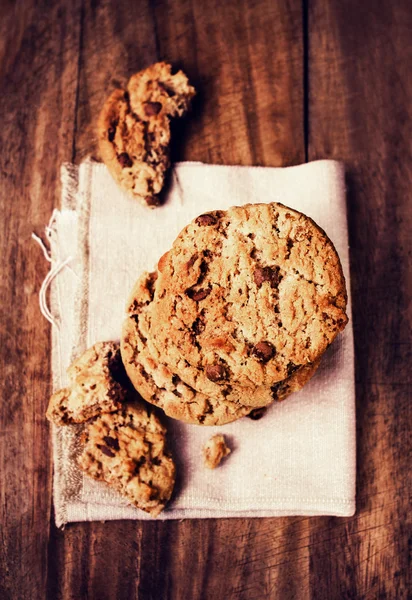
(46, 341, 128, 426)
(98, 62, 195, 207)
(203, 434, 231, 469)
(78, 402, 176, 516)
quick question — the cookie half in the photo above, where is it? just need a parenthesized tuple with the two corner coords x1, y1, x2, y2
(98, 62, 195, 206)
(78, 401, 176, 516)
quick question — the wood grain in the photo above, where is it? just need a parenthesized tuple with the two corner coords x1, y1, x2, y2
(45, 1, 306, 599)
(307, 1, 412, 597)
(0, 0, 411, 598)
(0, 2, 81, 599)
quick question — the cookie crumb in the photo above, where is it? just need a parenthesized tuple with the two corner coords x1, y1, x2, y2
(203, 434, 231, 469)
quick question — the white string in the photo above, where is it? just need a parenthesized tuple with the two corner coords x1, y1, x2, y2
(31, 232, 52, 262)
(32, 211, 76, 328)
(38, 256, 73, 329)
(45, 208, 59, 239)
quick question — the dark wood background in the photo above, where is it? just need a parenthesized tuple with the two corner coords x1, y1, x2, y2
(1, 0, 411, 598)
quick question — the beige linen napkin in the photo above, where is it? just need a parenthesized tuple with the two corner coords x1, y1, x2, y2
(45, 159, 355, 526)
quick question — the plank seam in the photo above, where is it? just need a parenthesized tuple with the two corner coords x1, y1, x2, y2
(303, 0, 309, 162)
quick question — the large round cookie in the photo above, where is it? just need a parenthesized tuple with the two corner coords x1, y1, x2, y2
(149, 203, 347, 395)
(121, 272, 321, 424)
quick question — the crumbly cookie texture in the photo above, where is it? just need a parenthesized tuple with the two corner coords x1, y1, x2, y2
(149, 203, 348, 395)
(78, 402, 175, 516)
(121, 272, 320, 423)
(203, 434, 231, 469)
(121, 272, 251, 425)
(46, 341, 128, 426)
(98, 62, 195, 207)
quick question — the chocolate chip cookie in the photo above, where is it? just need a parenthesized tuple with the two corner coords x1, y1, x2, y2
(121, 272, 321, 423)
(149, 203, 347, 399)
(98, 62, 195, 206)
(46, 341, 128, 426)
(121, 272, 252, 425)
(78, 401, 175, 516)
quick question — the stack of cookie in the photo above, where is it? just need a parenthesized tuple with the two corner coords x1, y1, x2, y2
(121, 202, 348, 426)
(46, 63, 349, 516)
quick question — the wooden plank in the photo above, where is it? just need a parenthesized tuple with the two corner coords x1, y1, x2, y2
(0, 2, 81, 599)
(308, 1, 412, 597)
(45, 0, 306, 599)
(152, 0, 304, 166)
(72, 0, 159, 162)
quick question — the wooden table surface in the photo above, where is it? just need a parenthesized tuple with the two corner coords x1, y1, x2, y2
(1, 1, 411, 598)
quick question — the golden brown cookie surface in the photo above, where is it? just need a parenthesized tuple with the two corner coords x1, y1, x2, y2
(97, 62, 195, 206)
(46, 341, 127, 426)
(121, 272, 321, 423)
(149, 203, 347, 396)
(78, 401, 175, 517)
(121, 272, 252, 425)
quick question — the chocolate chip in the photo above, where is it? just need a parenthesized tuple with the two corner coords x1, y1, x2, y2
(147, 131, 156, 144)
(158, 81, 176, 97)
(108, 125, 116, 142)
(100, 445, 115, 458)
(221, 385, 233, 398)
(287, 362, 299, 376)
(133, 456, 146, 474)
(146, 196, 161, 207)
(196, 213, 217, 226)
(252, 341, 275, 362)
(271, 382, 285, 399)
(103, 436, 120, 450)
(172, 374, 181, 386)
(118, 152, 133, 168)
(253, 266, 281, 288)
(247, 407, 267, 420)
(186, 254, 198, 269)
(192, 317, 205, 335)
(144, 101, 162, 116)
(205, 364, 227, 382)
(186, 288, 211, 301)
(198, 259, 209, 281)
